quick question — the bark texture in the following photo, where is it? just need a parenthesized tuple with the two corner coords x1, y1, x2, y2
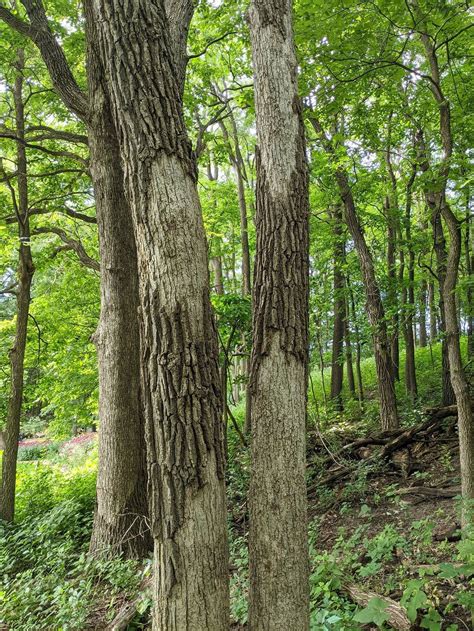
(1, 0, 152, 556)
(0, 50, 34, 522)
(92, 1, 229, 627)
(84, 0, 151, 558)
(248, 1, 310, 628)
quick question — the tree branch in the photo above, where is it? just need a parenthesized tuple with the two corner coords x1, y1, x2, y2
(0, 2, 89, 121)
(34, 226, 99, 271)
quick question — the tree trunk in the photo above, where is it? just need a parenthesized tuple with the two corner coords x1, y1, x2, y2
(92, 1, 229, 627)
(344, 298, 356, 398)
(419, 280, 428, 347)
(248, 1, 310, 629)
(402, 160, 417, 403)
(330, 206, 345, 409)
(414, 12, 473, 524)
(0, 50, 34, 522)
(384, 136, 400, 381)
(349, 285, 365, 406)
(417, 128, 455, 406)
(428, 281, 438, 341)
(310, 117, 398, 430)
(84, 1, 151, 558)
(212, 256, 224, 295)
(464, 189, 473, 359)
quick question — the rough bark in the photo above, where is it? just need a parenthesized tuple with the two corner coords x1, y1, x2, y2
(330, 206, 345, 409)
(0, 50, 34, 522)
(248, 1, 310, 628)
(1, 0, 152, 557)
(310, 117, 398, 430)
(92, 1, 229, 627)
(84, 0, 151, 558)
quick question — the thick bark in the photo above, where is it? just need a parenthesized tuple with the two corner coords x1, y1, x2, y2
(248, 1, 310, 629)
(84, 1, 151, 558)
(92, 1, 229, 628)
(0, 51, 34, 522)
(311, 117, 398, 430)
(330, 206, 345, 409)
(1, 0, 152, 556)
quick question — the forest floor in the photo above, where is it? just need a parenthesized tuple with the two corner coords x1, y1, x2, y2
(1, 346, 473, 630)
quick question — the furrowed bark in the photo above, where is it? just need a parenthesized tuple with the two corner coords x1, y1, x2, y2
(92, 0, 229, 627)
(248, 1, 310, 628)
(84, 0, 151, 558)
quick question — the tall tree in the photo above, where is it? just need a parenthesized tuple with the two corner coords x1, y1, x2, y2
(248, 0, 310, 628)
(0, 50, 34, 522)
(412, 0, 473, 522)
(330, 205, 345, 409)
(91, 0, 230, 627)
(0, 0, 151, 555)
(311, 117, 399, 430)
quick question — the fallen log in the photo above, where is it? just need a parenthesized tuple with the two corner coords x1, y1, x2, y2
(316, 404, 464, 487)
(343, 584, 411, 630)
(397, 486, 460, 498)
(106, 578, 151, 630)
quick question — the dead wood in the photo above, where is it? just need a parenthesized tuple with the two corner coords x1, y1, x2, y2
(397, 486, 461, 498)
(343, 584, 411, 630)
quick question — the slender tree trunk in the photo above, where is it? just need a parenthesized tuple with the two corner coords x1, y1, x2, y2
(248, 1, 310, 628)
(93, 1, 229, 627)
(350, 287, 365, 407)
(212, 256, 224, 295)
(414, 12, 473, 523)
(84, 1, 151, 558)
(385, 134, 400, 381)
(330, 206, 345, 409)
(0, 50, 34, 522)
(418, 129, 455, 406)
(428, 281, 438, 341)
(344, 297, 356, 398)
(311, 117, 398, 430)
(419, 280, 428, 347)
(219, 112, 253, 433)
(464, 189, 473, 359)
(402, 160, 417, 402)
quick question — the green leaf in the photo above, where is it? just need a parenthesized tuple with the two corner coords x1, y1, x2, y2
(353, 597, 390, 625)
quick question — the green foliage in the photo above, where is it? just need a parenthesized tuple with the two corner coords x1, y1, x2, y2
(0, 447, 147, 630)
